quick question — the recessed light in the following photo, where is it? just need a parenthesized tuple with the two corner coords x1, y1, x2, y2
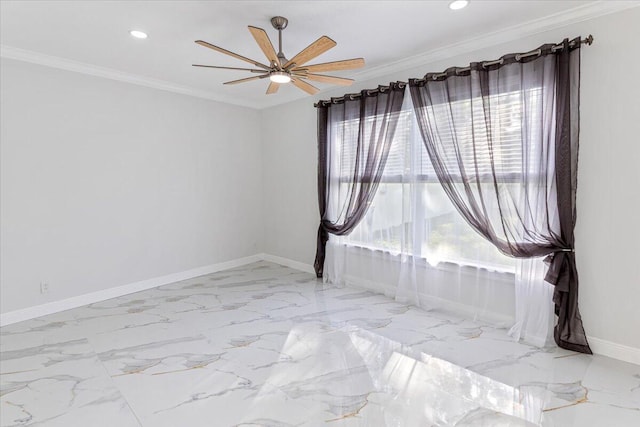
(129, 30, 148, 39)
(449, 0, 469, 10)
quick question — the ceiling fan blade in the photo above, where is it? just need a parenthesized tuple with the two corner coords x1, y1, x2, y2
(266, 82, 280, 95)
(195, 40, 271, 70)
(292, 73, 354, 86)
(248, 26, 280, 67)
(283, 36, 336, 69)
(292, 58, 365, 73)
(192, 64, 267, 73)
(223, 74, 269, 85)
(291, 77, 319, 95)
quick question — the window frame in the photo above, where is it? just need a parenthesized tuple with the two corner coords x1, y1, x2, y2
(329, 86, 543, 274)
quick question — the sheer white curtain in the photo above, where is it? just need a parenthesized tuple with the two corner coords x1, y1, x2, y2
(324, 91, 555, 345)
(509, 258, 555, 347)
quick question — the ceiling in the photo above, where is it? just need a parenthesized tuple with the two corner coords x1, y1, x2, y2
(0, 1, 633, 109)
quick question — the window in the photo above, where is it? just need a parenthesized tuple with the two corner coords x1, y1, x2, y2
(332, 88, 543, 273)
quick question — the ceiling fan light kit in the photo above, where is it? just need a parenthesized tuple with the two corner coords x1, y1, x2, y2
(193, 16, 365, 95)
(270, 71, 291, 84)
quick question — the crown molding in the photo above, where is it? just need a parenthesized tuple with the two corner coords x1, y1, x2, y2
(351, 1, 640, 84)
(0, 44, 259, 109)
(1, 1, 637, 110)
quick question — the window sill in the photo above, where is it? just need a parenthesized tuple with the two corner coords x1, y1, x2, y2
(331, 241, 516, 277)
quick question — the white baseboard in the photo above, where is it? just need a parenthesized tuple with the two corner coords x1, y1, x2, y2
(2, 253, 637, 366)
(0, 254, 263, 327)
(586, 336, 640, 366)
(259, 253, 316, 275)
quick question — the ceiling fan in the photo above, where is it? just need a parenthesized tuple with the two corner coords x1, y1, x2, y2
(193, 16, 365, 95)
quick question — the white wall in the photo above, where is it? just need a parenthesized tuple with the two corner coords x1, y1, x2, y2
(0, 59, 263, 314)
(261, 8, 640, 350)
(262, 101, 318, 263)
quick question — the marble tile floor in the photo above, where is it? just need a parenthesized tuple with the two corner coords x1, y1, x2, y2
(1, 261, 639, 426)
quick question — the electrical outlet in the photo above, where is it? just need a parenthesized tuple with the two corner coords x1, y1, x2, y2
(40, 282, 49, 294)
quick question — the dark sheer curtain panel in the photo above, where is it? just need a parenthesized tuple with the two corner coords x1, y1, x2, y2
(408, 38, 591, 353)
(314, 83, 406, 278)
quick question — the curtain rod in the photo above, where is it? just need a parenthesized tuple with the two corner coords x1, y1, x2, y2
(424, 35, 594, 78)
(315, 35, 594, 108)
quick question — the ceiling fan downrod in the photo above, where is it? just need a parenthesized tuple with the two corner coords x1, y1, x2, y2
(271, 16, 288, 66)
